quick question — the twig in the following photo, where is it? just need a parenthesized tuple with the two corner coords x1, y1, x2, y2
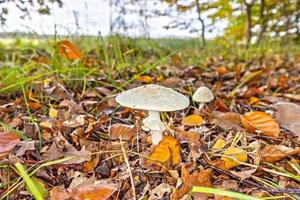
(120, 136, 137, 200)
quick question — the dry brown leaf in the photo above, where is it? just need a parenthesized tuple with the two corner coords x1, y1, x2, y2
(171, 165, 212, 199)
(109, 123, 136, 140)
(230, 168, 257, 180)
(50, 186, 71, 200)
(212, 111, 243, 131)
(0, 132, 20, 154)
(149, 183, 173, 200)
(176, 129, 201, 147)
(72, 183, 117, 200)
(275, 102, 300, 138)
(241, 111, 280, 137)
(57, 40, 82, 60)
(261, 145, 300, 163)
(181, 114, 205, 126)
(14, 141, 36, 156)
(43, 133, 91, 164)
(148, 135, 180, 165)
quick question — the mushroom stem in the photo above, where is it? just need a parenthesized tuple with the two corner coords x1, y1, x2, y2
(150, 130, 164, 145)
(198, 103, 205, 110)
(148, 110, 160, 122)
(142, 110, 166, 145)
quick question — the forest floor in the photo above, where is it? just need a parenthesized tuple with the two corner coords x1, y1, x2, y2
(0, 37, 300, 200)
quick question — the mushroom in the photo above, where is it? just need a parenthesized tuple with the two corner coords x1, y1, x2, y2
(116, 84, 189, 144)
(192, 86, 214, 110)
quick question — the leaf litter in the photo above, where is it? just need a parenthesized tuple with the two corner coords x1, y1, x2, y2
(0, 40, 300, 199)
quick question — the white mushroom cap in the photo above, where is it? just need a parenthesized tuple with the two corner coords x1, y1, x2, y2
(116, 84, 189, 111)
(192, 86, 214, 103)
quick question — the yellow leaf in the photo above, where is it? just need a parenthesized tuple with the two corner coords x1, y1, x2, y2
(148, 135, 180, 165)
(213, 138, 226, 149)
(136, 75, 152, 84)
(240, 111, 280, 137)
(181, 114, 205, 126)
(49, 107, 58, 118)
(248, 97, 260, 106)
(221, 147, 248, 169)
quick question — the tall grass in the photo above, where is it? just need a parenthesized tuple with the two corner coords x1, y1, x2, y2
(0, 35, 299, 93)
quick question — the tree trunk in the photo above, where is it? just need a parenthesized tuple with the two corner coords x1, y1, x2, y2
(195, 0, 206, 47)
(296, 0, 300, 41)
(256, 0, 266, 45)
(244, 0, 253, 47)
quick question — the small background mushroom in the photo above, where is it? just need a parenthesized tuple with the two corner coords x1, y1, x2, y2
(192, 86, 214, 110)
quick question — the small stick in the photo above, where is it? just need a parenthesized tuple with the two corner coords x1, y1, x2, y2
(120, 136, 137, 200)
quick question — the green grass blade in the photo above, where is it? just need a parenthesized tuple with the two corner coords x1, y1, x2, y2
(191, 186, 261, 200)
(15, 162, 43, 200)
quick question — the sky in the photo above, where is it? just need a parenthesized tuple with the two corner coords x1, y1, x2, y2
(1, 0, 223, 38)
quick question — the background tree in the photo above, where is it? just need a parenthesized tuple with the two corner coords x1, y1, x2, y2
(0, 0, 63, 25)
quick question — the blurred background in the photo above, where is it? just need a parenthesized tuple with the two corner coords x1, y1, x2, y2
(0, 0, 299, 46)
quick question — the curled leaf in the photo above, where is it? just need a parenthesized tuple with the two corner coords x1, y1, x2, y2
(148, 136, 180, 165)
(57, 40, 82, 60)
(171, 165, 212, 199)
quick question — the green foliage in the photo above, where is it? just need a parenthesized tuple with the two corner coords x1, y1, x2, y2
(163, 0, 299, 45)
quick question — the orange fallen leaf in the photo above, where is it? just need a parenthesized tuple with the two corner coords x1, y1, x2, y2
(216, 66, 228, 75)
(181, 114, 205, 126)
(109, 123, 136, 140)
(171, 165, 212, 199)
(148, 135, 180, 165)
(261, 145, 300, 163)
(57, 40, 82, 60)
(0, 132, 20, 153)
(83, 154, 100, 173)
(72, 183, 116, 200)
(29, 101, 41, 110)
(240, 111, 280, 137)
